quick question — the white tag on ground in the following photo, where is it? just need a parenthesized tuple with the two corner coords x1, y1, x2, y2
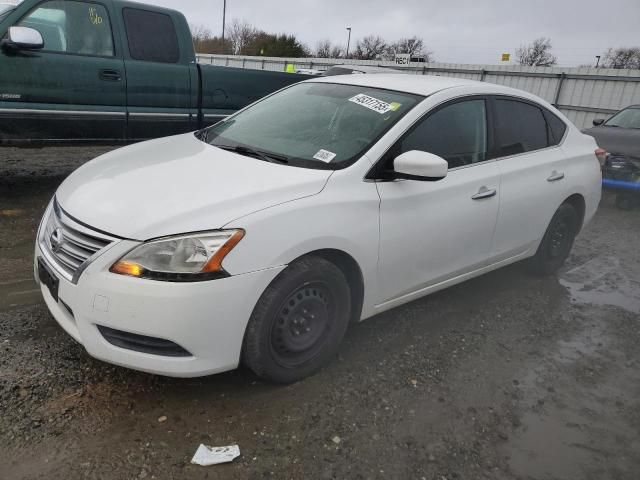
(191, 444, 240, 466)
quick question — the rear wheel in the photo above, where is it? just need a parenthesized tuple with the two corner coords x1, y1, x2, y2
(242, 256, 351, 383)
(527, 203, 579, 275)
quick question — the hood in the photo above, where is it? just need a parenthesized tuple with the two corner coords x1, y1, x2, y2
(582, 126, 640, 159)
(56, 133, 332, 240)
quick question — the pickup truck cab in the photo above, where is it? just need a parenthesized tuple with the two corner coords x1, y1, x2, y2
(0, 0, 307, 143)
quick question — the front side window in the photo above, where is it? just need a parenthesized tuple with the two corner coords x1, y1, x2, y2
(18, 1, 114, 57)
(605, 107, 640, 129)
(396, 99, 488, 169)
(122, 8, 179, 63)
(494, 99, 548, 156)
(200, 82, 422, 169)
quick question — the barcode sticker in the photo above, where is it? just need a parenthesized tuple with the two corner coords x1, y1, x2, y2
(349, 94, 393, 114)
(313, 149, 337, 162)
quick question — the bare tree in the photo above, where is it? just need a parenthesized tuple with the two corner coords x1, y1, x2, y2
(390, 36, 423, 56)
(190, 23, 212, 51)
(315, 39, 333, 58)
(516, 37, 557, 66)
(330, 45, 344, 59)
(601, 47, 640, 69)
(386, 36, 434, 62)
(353, 35, 387, 60)
(228, 19, 258, 55)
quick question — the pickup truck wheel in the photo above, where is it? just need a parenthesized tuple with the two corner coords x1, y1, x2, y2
(527, 203, 579, 276)
(242, 256, 351, 383)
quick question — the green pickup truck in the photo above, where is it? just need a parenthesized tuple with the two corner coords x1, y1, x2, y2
(0, 0, 308, 144)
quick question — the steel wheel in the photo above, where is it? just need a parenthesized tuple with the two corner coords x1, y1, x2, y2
(270, 282, 333, 367)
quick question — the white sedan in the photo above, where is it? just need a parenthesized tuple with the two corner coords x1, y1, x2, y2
(35, 74, 602, 383)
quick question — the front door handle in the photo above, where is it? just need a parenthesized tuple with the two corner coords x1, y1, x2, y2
(471, 186, 497, 200)
(547, 171, 565, 182)
(99, 69, 122, 81)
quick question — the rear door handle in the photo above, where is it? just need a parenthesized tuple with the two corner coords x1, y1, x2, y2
(99, 69, 122, 81)
(547, 171, 565, 182)
(471, 186, 497, 200)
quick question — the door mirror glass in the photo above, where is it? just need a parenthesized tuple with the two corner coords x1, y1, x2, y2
(592, 118, 605, 126)
(2, 26, 44, 51)
(394, 150, 448, 181)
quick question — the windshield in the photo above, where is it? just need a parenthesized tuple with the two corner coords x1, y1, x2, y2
(201, 82, 422, 169)
(605, 107, 640, 129)
(0, 4, 14, 19)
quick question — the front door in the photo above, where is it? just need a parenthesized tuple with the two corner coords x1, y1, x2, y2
(376, 98, 501, 306)
(0, 0, 126, 141)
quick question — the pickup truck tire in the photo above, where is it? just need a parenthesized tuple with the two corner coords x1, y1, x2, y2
(527, 203, 579, 276)
(242, 256, 351, 384)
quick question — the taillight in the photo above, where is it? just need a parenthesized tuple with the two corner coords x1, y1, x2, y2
(595, 148, 607, 165)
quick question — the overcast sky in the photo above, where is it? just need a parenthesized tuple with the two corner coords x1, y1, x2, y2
(148, 0, 639, 66)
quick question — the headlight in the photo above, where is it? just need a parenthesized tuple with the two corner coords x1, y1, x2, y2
(110, 229, 244, 281)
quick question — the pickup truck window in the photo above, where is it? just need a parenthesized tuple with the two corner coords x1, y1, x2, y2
(202, 82, 422, 169)
(122, 8, 179, 63)
(18, 1, 114, 57)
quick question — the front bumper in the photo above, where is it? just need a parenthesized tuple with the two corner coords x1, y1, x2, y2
(34, 239, 284, 377)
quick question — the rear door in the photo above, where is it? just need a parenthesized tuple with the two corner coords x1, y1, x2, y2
(119, 7, 194, 140)
(0, 0, 126, 141)
(490, 96, 568, 259)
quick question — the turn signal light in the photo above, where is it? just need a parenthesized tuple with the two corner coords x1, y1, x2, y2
(202, 230, 245, 273)
(110, 261, 145, 277)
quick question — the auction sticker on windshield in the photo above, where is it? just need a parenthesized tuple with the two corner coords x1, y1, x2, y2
(349, 94, 395, 114)
(313, 149, 337, 162)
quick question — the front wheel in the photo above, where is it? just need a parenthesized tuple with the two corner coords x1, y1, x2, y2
(527, 203, 579, 276)
(242, 256, 351, 383)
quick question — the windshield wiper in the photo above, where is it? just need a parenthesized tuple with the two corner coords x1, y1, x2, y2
(216, 144, 289, 164)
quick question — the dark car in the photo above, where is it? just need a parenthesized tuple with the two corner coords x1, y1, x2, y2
(583, 105, 640, 209)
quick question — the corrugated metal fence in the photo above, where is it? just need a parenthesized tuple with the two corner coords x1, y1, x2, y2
(197, 54, 640, 130)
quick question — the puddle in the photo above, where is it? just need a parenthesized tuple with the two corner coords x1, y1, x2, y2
(560, 256, 640, 314)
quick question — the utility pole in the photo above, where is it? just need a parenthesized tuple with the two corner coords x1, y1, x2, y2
(345, 27, 351, 59)
(221, 0, 227, 53)
(595, 55, 601, 68)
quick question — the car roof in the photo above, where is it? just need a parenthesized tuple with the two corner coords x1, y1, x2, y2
(306, 73, 489, 97)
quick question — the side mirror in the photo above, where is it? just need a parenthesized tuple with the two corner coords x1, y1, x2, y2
(393, 150, 448, 181)
(1, 26, 44, 51)
(592, 118, 605, 126)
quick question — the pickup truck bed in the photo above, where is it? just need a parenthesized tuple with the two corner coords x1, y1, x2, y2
(0, 0, 309, 144)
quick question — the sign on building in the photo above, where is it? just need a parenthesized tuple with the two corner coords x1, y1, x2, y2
(501, 53, 510, 62)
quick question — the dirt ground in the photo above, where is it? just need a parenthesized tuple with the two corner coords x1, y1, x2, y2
(1, 146, 639, 480)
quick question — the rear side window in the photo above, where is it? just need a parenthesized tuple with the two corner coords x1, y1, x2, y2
(122, 8, 179, 63)
(494, 99, 548, 156)
(545, 111, 567, 145)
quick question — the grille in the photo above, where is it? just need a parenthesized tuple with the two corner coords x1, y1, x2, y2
(39, 200, 115, 282)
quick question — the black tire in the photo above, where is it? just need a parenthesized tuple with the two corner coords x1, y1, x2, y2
(615, 192, 636, 210)
(527, 203, 579, 276)
(242, 256, 351, 383)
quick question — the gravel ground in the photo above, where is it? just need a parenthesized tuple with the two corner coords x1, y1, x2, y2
(1, 146, 639, 480)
